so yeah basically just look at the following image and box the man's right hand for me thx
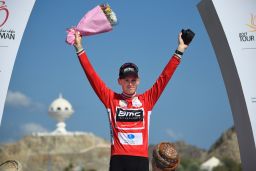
[177,32,188,53]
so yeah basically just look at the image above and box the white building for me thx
[200,156,222,171]
[48,93,74,134]
[33,94,88,136]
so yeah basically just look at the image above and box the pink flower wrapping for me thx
[66,5,113,45]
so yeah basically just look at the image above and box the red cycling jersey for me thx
[77,50,180,158]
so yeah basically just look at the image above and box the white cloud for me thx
[6,91,31,107]
[166,128,183,140]
[21,123,48,135]
[5,90,45,111]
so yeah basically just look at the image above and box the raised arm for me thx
[143,32,189,109]
[74,31,113,107]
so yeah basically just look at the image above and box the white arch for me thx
[198,0,256,170]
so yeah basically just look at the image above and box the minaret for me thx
[48,93,74,135]
[34,93,88,136]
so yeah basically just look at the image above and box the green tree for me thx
[213,165,229,171]
[213,158,242,171]
[64,163,73,171]
[176,164,185,171]
[177,157,200,171]
[187,162,200,171]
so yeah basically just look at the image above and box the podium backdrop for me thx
[0,0,36,124]
[198,0,256,170]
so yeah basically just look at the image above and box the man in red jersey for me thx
[73,31,188,171]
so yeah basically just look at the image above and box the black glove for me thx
[181,29,195,45]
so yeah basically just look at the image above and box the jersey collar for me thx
[121,92,136,99]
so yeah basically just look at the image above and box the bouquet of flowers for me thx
[100,4,117,26]
[66,4,117,45]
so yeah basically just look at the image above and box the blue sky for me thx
[0,0,233,149]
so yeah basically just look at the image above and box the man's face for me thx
[118,76,140,95]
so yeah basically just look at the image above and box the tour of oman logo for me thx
[239,14,256,42]
[0,0,9,28]
[246,14,256,32]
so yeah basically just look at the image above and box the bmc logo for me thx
[0,0,9,28]
[115,108,145,130]
[116,108,143,122]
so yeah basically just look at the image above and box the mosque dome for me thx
[48,94,74,122]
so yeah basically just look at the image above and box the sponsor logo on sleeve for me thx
[132,97,142,107]
[119,100,127,107]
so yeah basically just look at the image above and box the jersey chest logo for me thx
[116,108,143,122]
[115,107,145,130]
